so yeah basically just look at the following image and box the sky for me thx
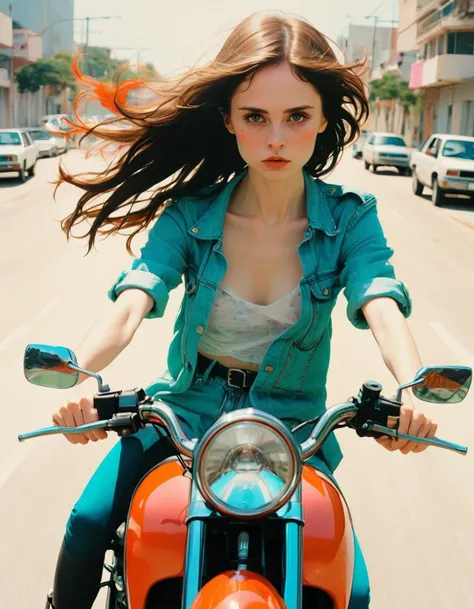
[74,0,399,75]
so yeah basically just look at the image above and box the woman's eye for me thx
[289,113,308,123]
[245,114,264,124]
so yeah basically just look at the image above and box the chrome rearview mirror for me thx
[397,366,472,405]
[24,344,109,392]
[24,344,79,389]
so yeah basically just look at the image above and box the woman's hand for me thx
[52,396,108,445]
[376,393,438,454]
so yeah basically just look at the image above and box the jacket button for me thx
[323,288,329,296]
[191,227,199,234]
[196,325,205,335]
[264,365,273,373]
[328,187,336,194]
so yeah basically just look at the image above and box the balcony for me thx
[409,53,474,87]
[416,0,452,22]
[0,11,13,49]
[417,0,474,42]
[12,30,42,66]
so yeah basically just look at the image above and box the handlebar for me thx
[140,401,197,458]
[300,402,359,459]
[18,399,468,458]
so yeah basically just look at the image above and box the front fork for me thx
[181,481,304,609]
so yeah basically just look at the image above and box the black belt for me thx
[196,353,258,391]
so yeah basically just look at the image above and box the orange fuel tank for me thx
[125,461,353,609]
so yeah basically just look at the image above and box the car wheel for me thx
[364,161,370,170]
[399,167,411,177]
[412,171,424,196]
[50,147,58,158]
[28,162,36,177]
[372,164,378,173]
[432,177,444,207]
[19,164,27,183]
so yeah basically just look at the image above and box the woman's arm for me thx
[75,288,154,384]
[362,297,438,454]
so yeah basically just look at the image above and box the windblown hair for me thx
[59,11,369,253]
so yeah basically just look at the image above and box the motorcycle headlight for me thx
[195,412,301,518]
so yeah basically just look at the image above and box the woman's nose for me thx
[266,125,285,151]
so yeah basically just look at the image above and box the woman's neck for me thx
[229,168,306,226]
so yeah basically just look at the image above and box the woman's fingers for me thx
[52,396,109,445]
[80,396,108,441]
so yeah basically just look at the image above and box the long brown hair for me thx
[60,11,368,253]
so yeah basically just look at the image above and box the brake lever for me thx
[369,423,468,455]
[18,413,140,442]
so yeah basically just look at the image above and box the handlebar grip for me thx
[94,388,146,420]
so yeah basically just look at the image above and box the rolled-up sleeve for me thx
[108,203,188,319]
[340,198,412,330]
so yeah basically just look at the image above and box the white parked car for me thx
[25,128,67,157]
[39,114,74,149]
[0,129,39,182]
[410,134,474,206]
[363,132,412,175]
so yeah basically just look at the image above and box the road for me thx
[0,150,473,608]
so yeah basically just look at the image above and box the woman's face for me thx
[225,61,327,181]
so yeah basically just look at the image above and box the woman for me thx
[48,11,437,609]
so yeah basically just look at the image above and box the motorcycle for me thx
[20,343,472,609]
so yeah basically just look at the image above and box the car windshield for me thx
[29,130,53,141]
[373,135,407,147]
[0,132,21,146]
[442,140,474,160]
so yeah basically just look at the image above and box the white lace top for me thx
[199,285,302,365]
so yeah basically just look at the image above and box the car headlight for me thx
[195,411,301,518]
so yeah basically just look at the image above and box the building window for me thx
[461,101,474,137]
[447,32,474,55]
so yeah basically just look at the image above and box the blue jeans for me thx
[54,373,370,608]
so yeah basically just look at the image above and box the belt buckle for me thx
[227,368,247,389]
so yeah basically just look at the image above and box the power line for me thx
[370,0,387,18]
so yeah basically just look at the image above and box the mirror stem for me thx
[67,363,110,393]
[396,377,425,403]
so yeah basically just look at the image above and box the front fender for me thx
[189,570,286,609]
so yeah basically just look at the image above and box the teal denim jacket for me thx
[108,170,412,472]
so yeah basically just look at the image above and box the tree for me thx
[398,80,418,135]
[83,47,122,79]
[15,52,76,95]
[369,72,418,134]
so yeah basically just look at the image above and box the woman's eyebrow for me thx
[238,105,314,114]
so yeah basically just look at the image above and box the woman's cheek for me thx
[235,127,262,150]
[297,127,319,147]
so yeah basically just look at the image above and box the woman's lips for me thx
[262,159,290,169]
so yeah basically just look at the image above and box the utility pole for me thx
[81,16,120,76]
[84,17,90,74]
[371,15,380,77]
[110,47,152,69]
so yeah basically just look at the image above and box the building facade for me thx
[0,10,12,127]
[401,0,474,140]
[338,23,396,71]
[0,0,74,58]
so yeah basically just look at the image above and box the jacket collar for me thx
[188,169,338,240]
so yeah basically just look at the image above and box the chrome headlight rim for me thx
[194,409,302,519]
